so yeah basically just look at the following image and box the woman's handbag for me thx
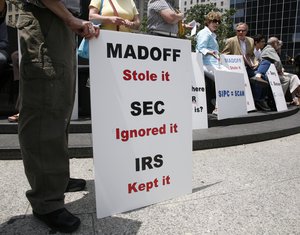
[78,37,90,59]
[177,20,185,38]
[77,38,89,59]
[77,0,104,59]
[175,9,185,38]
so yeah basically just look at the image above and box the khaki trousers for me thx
[17,6,76,214]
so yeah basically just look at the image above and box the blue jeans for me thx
[246,60,271,101]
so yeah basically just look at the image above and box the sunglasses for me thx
[236,30,247,33]
[212,19,221,24]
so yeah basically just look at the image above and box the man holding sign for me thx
[16,0,99,233]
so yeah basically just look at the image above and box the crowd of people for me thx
[1,0,299,233]
[196,17,300,113]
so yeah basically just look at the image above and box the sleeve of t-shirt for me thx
[89,0,101,10]
[149,0,170,13]
[131,0,139,15]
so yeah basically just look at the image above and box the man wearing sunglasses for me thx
[222,22,272,111]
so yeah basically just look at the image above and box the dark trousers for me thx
[17,6,76,214]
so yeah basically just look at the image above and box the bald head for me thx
[267,37,282,51]
[267,37,279,44]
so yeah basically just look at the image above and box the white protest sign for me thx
[214,70,248,120]
[89,31,192,218]
[266,64,287,112]
[191,52,208,129]
[221,55,256,111]
[189,20,197,36]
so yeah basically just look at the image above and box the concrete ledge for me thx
[1,107,298,134]
[193,108,300,150]
[1,107,300,160]
[208,106,299,127]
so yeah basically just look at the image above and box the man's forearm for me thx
[40,0,100,39]
[40,0,74,26]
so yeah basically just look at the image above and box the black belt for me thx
[149,30,178,38]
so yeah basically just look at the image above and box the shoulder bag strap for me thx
[99,0,104,14]
[108,0,120,31]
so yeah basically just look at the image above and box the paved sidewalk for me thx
[0,134,300,234]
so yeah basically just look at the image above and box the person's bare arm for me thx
[124,14,140,30]
[160,8,183,24]
[89,6,125,26]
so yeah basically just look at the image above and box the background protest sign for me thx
[221,55,256,112]
[191,52,208,129]
[89,31,193,218]
[215,70,248,120]
[266,64,287,112]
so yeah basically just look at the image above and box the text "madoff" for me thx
[107,43,181,62]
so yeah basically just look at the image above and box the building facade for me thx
[230,0,300,62]
[6,0,299,62]
[179,0,230,14]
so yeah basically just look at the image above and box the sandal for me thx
[8,113,19,122]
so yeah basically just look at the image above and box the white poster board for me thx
[191,52,208,129]
[215,70,248,120]
[266,64,287,112]
[89,31,192,218]
[221,55,256,111]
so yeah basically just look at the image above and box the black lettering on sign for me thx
[107,43,181,62]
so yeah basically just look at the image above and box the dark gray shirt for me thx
[23,0,80,14]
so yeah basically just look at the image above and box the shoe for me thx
[255,100,271,111]
[65,178,86,192]
[8,113,19,122]
[33,208,80,233]
[287,97,300,106]
[250,76,269,87]
[212,108,218,115]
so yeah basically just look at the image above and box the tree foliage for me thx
[140,15,148,33]
[184,3,237,51]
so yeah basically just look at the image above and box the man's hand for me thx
[41,0,99,39]
[67,17,100,39]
